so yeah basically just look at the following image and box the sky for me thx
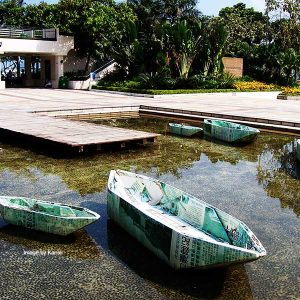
[25,0,266,16]
[198,0,266,16]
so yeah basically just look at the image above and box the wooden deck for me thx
[0,110,159,153]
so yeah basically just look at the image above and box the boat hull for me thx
[0,196,100,235]
[169,123,203,137]
[203,120,259,143]
[107,170,266,269]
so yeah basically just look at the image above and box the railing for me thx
[72,59,116,81]
[0,28,57,41]
[92,59,116,78]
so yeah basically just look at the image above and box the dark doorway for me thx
[45,59,51,86]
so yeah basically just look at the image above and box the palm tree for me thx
[111,20,145,77]
[276,48,300,85]
[203,20,228,77]
[165,20,202,79]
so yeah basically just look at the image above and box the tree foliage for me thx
[1,0,300,86]
[276,48,300,84]
[163,20,202,79]
[57,0,135,71]
[219,3,268,56]
[266,0,300,22]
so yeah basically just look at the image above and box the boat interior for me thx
[1,197,93,218]
[206,120,256,131]
[117,171,265,254]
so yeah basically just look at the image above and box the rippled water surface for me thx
[0,118,299,300]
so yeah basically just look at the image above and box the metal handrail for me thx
[74,59,116,81]
[92,59,115,76]
[0,28,57,41]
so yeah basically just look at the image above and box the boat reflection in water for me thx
[296,160,300,179]
[107,219,253,299]
[0,223,103,260]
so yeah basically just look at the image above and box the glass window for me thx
[31,57,41,79]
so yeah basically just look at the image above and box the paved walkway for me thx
[0,88,300,135]
[0,89,298,121]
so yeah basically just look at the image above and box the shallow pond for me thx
[0,118,299,300]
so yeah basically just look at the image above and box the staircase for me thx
[68,59,117,90]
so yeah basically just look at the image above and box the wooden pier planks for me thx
[0,110,159,152]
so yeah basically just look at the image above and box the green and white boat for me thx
[169,123,203,137]
[204,119,260,143]
[0,196,100,235]
[107,170,266,269]
[297,139,300,161]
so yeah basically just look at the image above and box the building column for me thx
[24,55,32,87]
[40,56,45,86]
[52,55,64,88]
[0,53,5,89]
[17,56,21,78]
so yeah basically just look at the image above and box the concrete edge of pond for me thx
[139,105,300,135]
[277,94,300,101]
[91,89,282,100]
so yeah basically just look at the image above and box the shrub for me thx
[217,72,237,89]
[188,74,206,88]
[122,81,141,88]
[281,87,300,95]
[138,73,174,89]
[174,74,206,89]
[101,66,128,82]
[203,78,220,89]
[239,75,254,82]
[178,73,237,89]
[98,79,142,89]
[234,81,277,91]
[137,67,175,89]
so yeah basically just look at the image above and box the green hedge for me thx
[92,85,242,95]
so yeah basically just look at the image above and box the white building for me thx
[0,28,74,89]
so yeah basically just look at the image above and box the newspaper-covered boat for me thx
[0,196,100,235]
[107,170,266,269]
[204,119,259,143]
[297,139,300,161]
[169,123,203,137]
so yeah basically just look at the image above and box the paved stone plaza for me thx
[0,89,292,115]
[0,88,299,129]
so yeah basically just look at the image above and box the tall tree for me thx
[266,0,300,22]
[163,19,202,79]
[111,20,144,76]
[266,0,300,52]
[219,3,268,56]
[203,19,228,76]
[0,0,24,26]
[162,0,200,22]
[128,0,200,23]
[126,0,200,73]
[58,0,135,72]
[276,48,300,84]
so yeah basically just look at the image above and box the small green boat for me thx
[169,123,203,137]
[107,170,266,269]
[0,196,100,235]
[204,119,259,143]
[297,139,300,161]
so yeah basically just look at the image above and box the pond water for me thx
[0,118,299,300]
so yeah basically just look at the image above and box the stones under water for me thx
[0,118,299,300]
